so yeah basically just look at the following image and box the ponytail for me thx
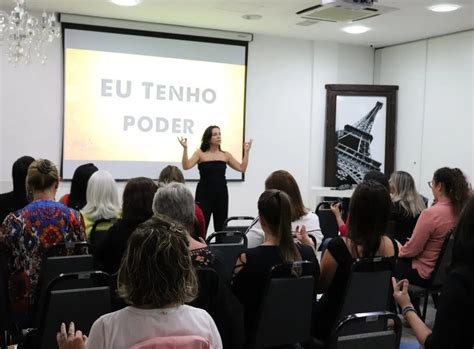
[433,167,470,217]
[258,189,301,262]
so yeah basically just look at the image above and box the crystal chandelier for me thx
[0,0,61,65]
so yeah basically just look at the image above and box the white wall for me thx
[375,30,474,198]
[0,30,373,227]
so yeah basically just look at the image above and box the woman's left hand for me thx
[57,322,87,349]
[295,225,315,248]
[243,139,253,152]
[392,277,412,309]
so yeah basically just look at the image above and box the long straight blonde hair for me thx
[390,171,426,217]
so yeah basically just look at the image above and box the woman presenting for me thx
[178,125,252,232]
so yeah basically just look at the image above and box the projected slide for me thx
[62,27,247,180]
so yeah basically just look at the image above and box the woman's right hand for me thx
[330,202,341,217]
[178,136,188,148]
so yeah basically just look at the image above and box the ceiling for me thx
[0,0,473,47]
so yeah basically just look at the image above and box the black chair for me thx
[0,253,9,349]
[223,216,255,236]
[38,271,112,349]
[329,311,401,349]
[206,232,248,283]
[336,257,395,336]
[90,218,116,249]
[45,241,92,258]
[250,261,316,349]
[408,232,454,321]
[34,254,94,326]
[315,202,339,240]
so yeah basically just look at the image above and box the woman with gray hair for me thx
[153,182,215,268]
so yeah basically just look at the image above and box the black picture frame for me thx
[324,84,398,187]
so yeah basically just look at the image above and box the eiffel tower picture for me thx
[335,101,384,186]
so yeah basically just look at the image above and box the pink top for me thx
[398,197,455,279]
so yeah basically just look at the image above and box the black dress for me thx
[195,160,228,232]
[231,244,319,339]
[391,201,420,244]
[314,236,398,340]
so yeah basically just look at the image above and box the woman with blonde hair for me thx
[246,170,323,248]
[1,159,85,325]
[81,170,120,238]
[389,171,426,243]
[57,215,222,349]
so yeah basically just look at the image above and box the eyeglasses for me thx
[428,181,432,188]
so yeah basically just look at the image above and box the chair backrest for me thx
[223,216,255,235]
[208,244,247,284]
[45,241,92,258]
[34,254,94,325]
[252,261,315,349]
[329,311,401,349]
[130,335,210,349]
[90,218,116,248]
[39,271,112,349]
[431,232,454,287]
[206,231,248,246]
[315,202,339,239]
[338,257,395,324]
[0,255,8,349]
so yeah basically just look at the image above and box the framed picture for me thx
[324,84,398,187]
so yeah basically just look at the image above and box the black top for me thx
[424,265,474,349]
[93,219,142,274]
[390,201,420,244]
[0,191,28,225]
[315,236,398,339]
[198,160,227,184]
[190,246,216,268]
[231,244,319,336]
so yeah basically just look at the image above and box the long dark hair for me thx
[347,180,391,258]
[11,155,35,202]
[122,177,158,223]
[265,170,308,220]
[200,125,221,152]
[433,167,469,217]
[258,189,301,262]
[451,195,474,269]
[68,163,98,210]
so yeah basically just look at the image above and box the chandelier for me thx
[0,0,61,65]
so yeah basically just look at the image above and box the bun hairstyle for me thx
[26,159,59,192]
[433,167,470,216]
[258,189,301,263]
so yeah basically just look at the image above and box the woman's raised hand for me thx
[243,139,253,152]
[178,136,188,148]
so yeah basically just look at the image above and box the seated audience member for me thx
[330,170,390,237]
[94,177,158,274]
[0,155,35,224]
[393,194,474,349]
[158,165,206,240]
[80,170,120,238]
[153,182,216,269]
[152,182,244,349]
[246,170,323,248]
[232,189,319,341]
[314,180,397,340]
[0,159,85,325]
[57,215,222,349]
[389,171,426,244]
[59,163,98,211]
[395,167,470,288]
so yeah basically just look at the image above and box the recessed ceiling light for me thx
[342,25,370,34]
[429,4,461,12]
[242,14,262,20]
[111,0,140,6]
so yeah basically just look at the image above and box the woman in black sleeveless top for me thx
[179,125,252,232]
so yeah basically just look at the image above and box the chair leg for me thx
[421,293,429,322]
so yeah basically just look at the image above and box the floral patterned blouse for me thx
[0,200,86,314]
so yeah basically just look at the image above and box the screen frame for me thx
[60,21,249,182]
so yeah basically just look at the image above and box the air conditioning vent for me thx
[296,1,397,23]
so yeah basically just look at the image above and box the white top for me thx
[86,305,222,349]
[246,211,323,248]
